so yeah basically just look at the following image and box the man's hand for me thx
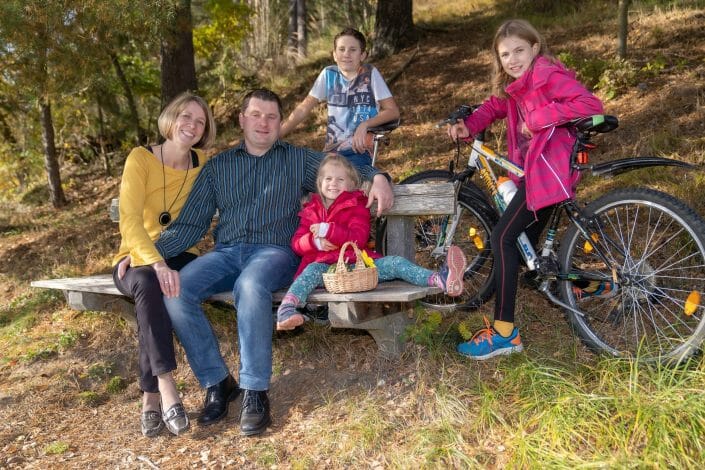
[117,255,132,279]
[152,260,180,298]
[366,174,394,217]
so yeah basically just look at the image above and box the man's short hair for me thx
[241,88,283,119]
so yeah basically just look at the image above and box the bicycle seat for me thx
[367,119,401,134]
[572,115,619,134]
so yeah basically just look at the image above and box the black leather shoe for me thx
[239,389,271,436]
[197,375,241,426]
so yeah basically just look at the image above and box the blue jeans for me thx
[164,243,298,391]
[337,148,373,170]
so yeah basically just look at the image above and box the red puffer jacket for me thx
[291,190,380,277]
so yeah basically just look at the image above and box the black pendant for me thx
[158,211,172,226]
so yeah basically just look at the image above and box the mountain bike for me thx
[380,105,705,364]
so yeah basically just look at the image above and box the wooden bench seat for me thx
[32,183,456,358]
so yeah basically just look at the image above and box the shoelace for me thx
[471,316,495,346]
[243,392,265,413]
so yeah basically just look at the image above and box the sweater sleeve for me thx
[525,71,604,131]
[463,95,509,138]
[291,209,318,257]
[118,149,163,265]
[155,162,217,259]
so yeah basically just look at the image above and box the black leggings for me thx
[112,252,196,393]
[490,182,552,324]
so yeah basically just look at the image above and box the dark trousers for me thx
[112,252,196,393]
[490,182,552,324]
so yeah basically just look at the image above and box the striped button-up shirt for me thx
[155,140,378,259]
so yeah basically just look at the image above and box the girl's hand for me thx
[310,223,321,238]
[448,122,470,141]
[152,260,180,298]
[320,239,338,251]
[352,122,370,153]
[521,122,533,138]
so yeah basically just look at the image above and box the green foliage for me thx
[558,52,640,99]
[87,361,114,380]
[404,309,446,348]
[106,376,127,394]
[77,390,102,407]
[44,441,70,455]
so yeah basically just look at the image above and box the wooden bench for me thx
[32,183,456,358]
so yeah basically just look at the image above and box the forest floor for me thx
[1,1,705,469]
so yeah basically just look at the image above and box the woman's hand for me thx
[152,260,180,297]
[117,255,132,279]
[448,121,470,141]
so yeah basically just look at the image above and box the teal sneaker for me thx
[457,317,524,360]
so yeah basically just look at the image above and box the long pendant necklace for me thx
[158,145,190,227]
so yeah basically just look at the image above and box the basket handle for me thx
[334,241,366,273]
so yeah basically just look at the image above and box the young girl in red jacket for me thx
[449,19,605,360]
[276,154,467,331]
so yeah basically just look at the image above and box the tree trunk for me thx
[160,0,197,108]
[40,99,67,208]
[96,98,111,177]
[371,0,416,59]
[296,0,306,59]
[618,0,630,59]
[111,52,147,145]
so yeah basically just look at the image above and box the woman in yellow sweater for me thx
[112,92,215,437]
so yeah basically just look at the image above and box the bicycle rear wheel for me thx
[379,170,497,311]
[558,187,705,365]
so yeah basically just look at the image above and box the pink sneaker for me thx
[440,245,467,297]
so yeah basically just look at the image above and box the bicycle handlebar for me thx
[435,104,477,128]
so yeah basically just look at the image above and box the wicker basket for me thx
[322,241,378,293]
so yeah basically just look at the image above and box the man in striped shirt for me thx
[154,88,393,436]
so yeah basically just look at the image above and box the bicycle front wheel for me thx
[397,170,497,311]
[558,187,705,365]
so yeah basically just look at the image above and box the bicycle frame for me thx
[435,113,697,317]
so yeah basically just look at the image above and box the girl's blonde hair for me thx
[158,92,216,149]
[316,153,361,195]
[490,19,555,98]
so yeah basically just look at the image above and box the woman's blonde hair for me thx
[157,92,216,149]
[490,19,555,98]
[316,153,361,195]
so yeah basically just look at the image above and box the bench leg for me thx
[66,291,137,328]
[327,301,414,359]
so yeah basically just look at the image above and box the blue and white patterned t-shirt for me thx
[309,63,393,152]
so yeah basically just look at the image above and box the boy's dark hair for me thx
[241,88,283,119]
[334,28,367,52]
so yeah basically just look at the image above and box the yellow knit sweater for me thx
[112,146,208,267]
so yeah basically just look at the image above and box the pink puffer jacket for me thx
[463,56,604,210]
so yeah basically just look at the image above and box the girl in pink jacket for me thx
[276,154,467,330]
[450,19,604,360]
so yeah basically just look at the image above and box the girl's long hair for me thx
[491,19,555,98]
